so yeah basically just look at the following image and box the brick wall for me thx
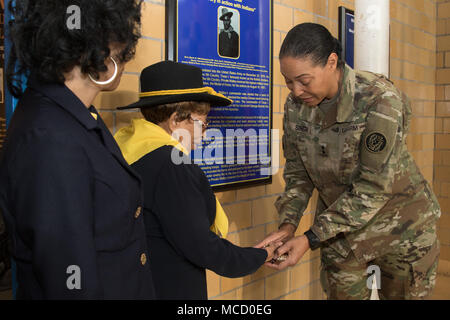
[93,0,445,299]
[436,0,450,269]
[391,0,436,184]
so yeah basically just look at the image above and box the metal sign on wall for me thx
[167,0,274,190]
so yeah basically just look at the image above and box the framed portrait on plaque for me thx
[166,0,274,190]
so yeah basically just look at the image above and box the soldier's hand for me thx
[254,223,296,249]
[278,223,296,242]
[264,235,310,270]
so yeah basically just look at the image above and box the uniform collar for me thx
[320,64,355,128]
[295,64,356,127]
[336,64,356,123]
[27,75,99,130]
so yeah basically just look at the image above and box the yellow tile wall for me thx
[436,0,450,267]
[93,0,446,299]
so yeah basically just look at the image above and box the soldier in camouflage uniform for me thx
[259,23,441,300]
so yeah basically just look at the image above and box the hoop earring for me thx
[88,57,118,86]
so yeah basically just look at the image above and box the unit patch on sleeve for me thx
[365,132,387,153]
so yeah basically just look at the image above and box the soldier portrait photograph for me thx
[218,7,240,59]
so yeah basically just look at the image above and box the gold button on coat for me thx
[140,253,147,266]
[135,206,142,219]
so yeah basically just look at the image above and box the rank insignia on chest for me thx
[365,132,387,153]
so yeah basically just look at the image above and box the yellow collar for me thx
[114,119,188,165]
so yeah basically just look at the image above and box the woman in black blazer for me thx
[0,0,155,299]
[115,61,280,300]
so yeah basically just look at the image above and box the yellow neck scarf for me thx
[114,119,228,238]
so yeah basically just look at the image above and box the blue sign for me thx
[345,12,354,68]
[172,0,273,188]
[339,7,354,69]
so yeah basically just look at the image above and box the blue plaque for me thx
[167,0,273,190]
[339,6,354,68]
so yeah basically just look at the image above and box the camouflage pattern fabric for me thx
[320,240,439,300]
[275,64,441,299]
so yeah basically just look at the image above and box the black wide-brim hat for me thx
[220,12,233,21]
[117,61,232,110]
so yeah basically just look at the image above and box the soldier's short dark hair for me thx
[280,23,344,68]
[140,101,210,125]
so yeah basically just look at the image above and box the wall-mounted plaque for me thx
[167,0,274,190]
[339,6,354,68]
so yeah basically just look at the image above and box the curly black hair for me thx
[6,0,143,97]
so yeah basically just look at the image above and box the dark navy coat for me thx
[0,77,155,299]
[133,146,267,300]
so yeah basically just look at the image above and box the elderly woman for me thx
[115,61,279,300]
[0,0,154,299]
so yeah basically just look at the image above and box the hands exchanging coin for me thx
[255,232,311,270]
[260,241,284,263]
[270,253,288,264]
[263,243,288,264]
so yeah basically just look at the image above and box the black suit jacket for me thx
[0,77,155,299]
[219,30,239,58]
[133,146,267,300]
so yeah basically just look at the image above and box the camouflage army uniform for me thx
[275,64,441,300]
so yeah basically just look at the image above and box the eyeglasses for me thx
[189,116,209,131]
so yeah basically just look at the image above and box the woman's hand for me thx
[256,241,284,262]
[264,235,310,270]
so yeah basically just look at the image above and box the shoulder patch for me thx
[365,132,387,153]
[360,111,398,172]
